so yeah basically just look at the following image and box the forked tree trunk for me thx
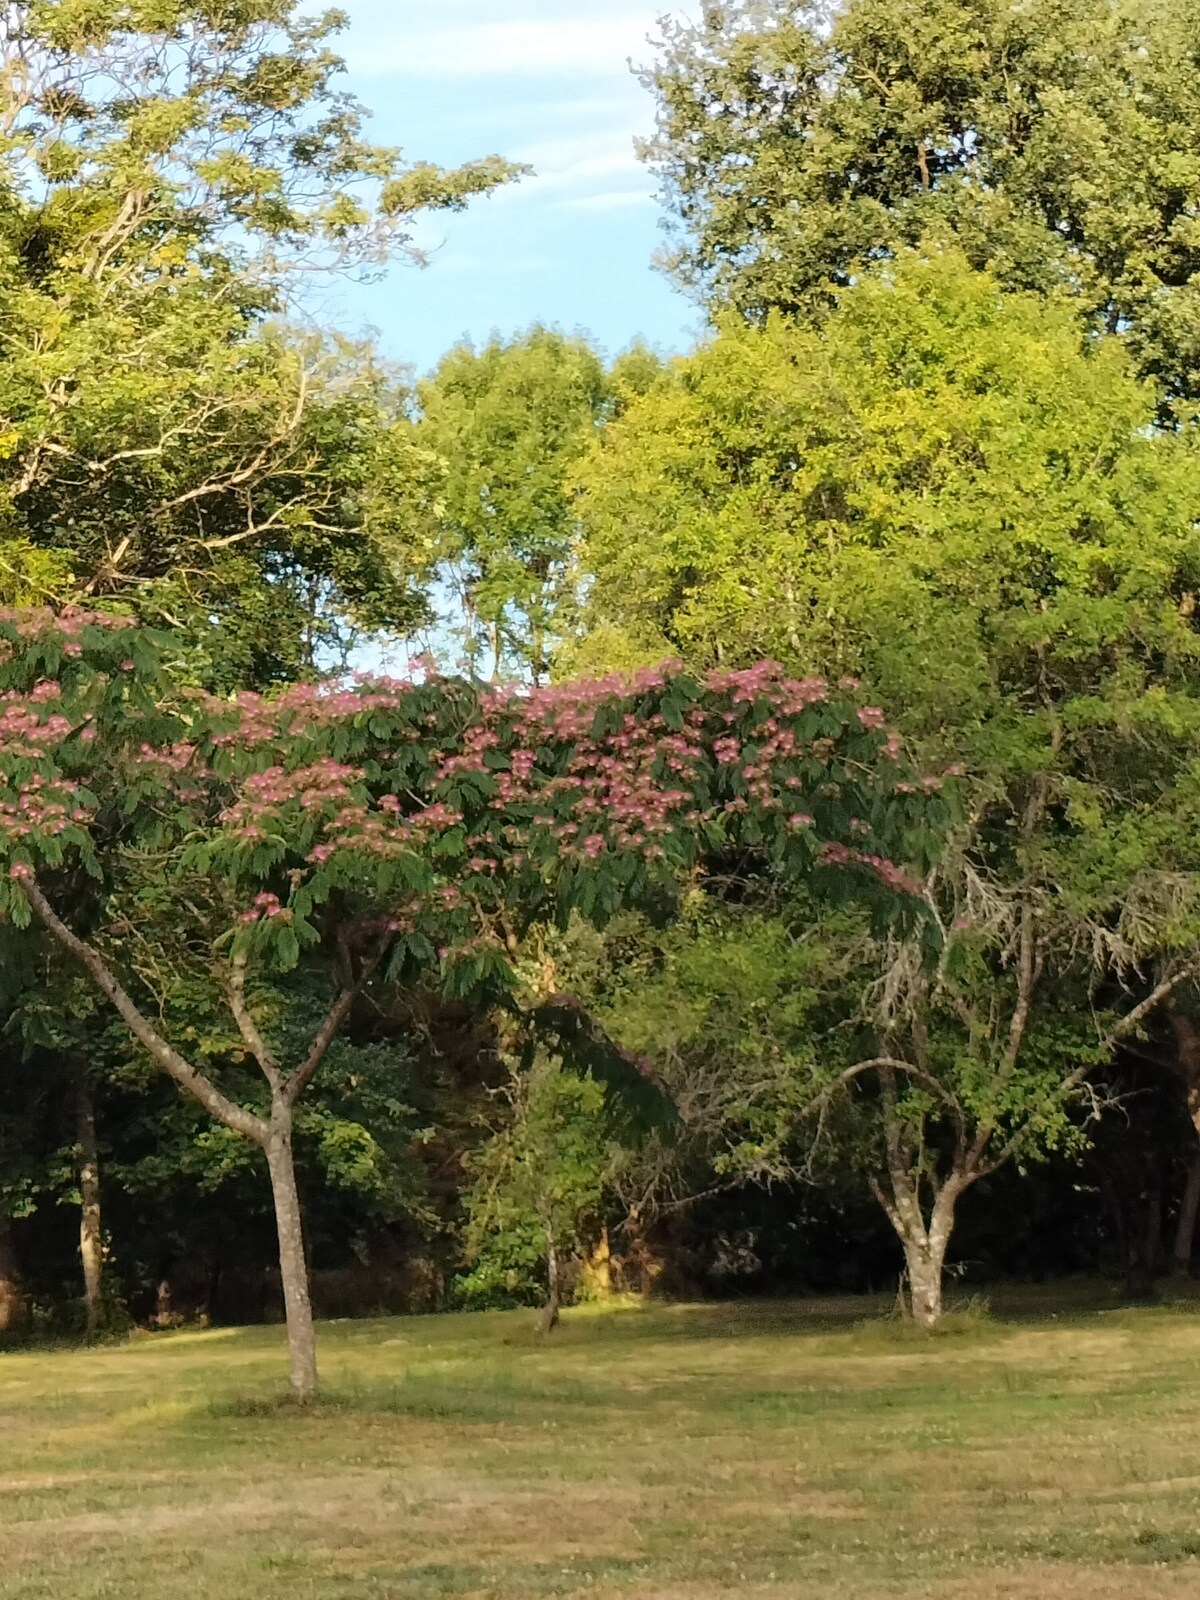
[265,1107,318,1400]
[0,1217,26,1336]
[1174,1150,1200,1275]
[875,1175,962,1331]
[76,1071,104,1335]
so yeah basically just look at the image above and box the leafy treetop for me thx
[0,609,943,1002]
[0,1,520,674]
[643,0,1200,402]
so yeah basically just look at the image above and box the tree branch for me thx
[22,877,268,1146]
[225,951,283,1092]
[281,934,391,1107]
[1102,965,1198,1051]
[829,1056,966,1116]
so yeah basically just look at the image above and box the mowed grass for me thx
[3,1291,1200,1598]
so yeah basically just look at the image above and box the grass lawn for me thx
[3,1290,1200,1598]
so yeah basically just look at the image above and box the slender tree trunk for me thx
[0,1217,26,1336]
[21,880,381,1402]
[265,1106,318,1400]
[1174,1151,1200,1276]
[76,1071,104,1335]
[1125,1178,1163,1300]
[206,1251,223,1325]
[538,1224,560,1336]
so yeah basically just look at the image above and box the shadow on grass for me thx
[208,1367,620,1424]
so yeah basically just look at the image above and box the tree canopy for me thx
[643,0,1200,401]
[0,0,519,677]
[0,607,939,1384]
[8,0,1200,1358]
[570,245,1200,1321]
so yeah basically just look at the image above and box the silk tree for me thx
[0,609,939,1395]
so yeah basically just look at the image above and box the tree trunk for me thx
[0,1217,26,1336]
[901,1232,949,1329]
[0,1219,24,1335]
[538,1227,560,1336]
[76,1071,104,1336]
[877,1180,960,1331]
[205,1251,223,1325]
[580,1225,614,1299]
[1169,1012,1200,1135]
[265,1109,318,1400]
[1125,1178,1163,1300]
[1174,1150,1200,1276]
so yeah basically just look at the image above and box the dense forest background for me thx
[5,0,1200,1348]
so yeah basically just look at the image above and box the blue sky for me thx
[320,0,702,376]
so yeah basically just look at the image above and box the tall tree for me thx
[643,0,1200,402]
[573,250,1200,1319]
[0,0,518,674]
[0,610,932,1393]
[405,330,657,681]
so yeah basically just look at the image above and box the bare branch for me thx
[22,877,268,1146]
[282,932,391,1107]
[1103,965,1198,1050]
[827,1056,966,1116]
[225,951,283,1092]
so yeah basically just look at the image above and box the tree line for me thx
[4,0,1200,1383]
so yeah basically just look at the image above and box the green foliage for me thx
[457,1057,614,1306]
[521,993,678,1139]
[582,891,863,1183]
[403,329,642,679]
[576,250,1196,751]
[574,246,1200,956]
[0,1,519,679]
[573,248,1200,1301]
[644,0,1200,401]
[0,610,933,1333]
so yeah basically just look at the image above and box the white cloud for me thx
[327,2,700,374]
[342,2,683,81]
[511,135,643,189]
[555,188,655,214]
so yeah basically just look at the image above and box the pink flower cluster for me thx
[202,660,919,921]
[0,775,89,840]
[241,891,286,924]
[819,841,922,895]
[0,630,928,950]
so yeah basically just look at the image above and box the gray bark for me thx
[873,1157,961,1330]
[903,1243,946,1330]
[538,1224,561,1336]
[265,1109,318,1400]
[895,1197,955,1330]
